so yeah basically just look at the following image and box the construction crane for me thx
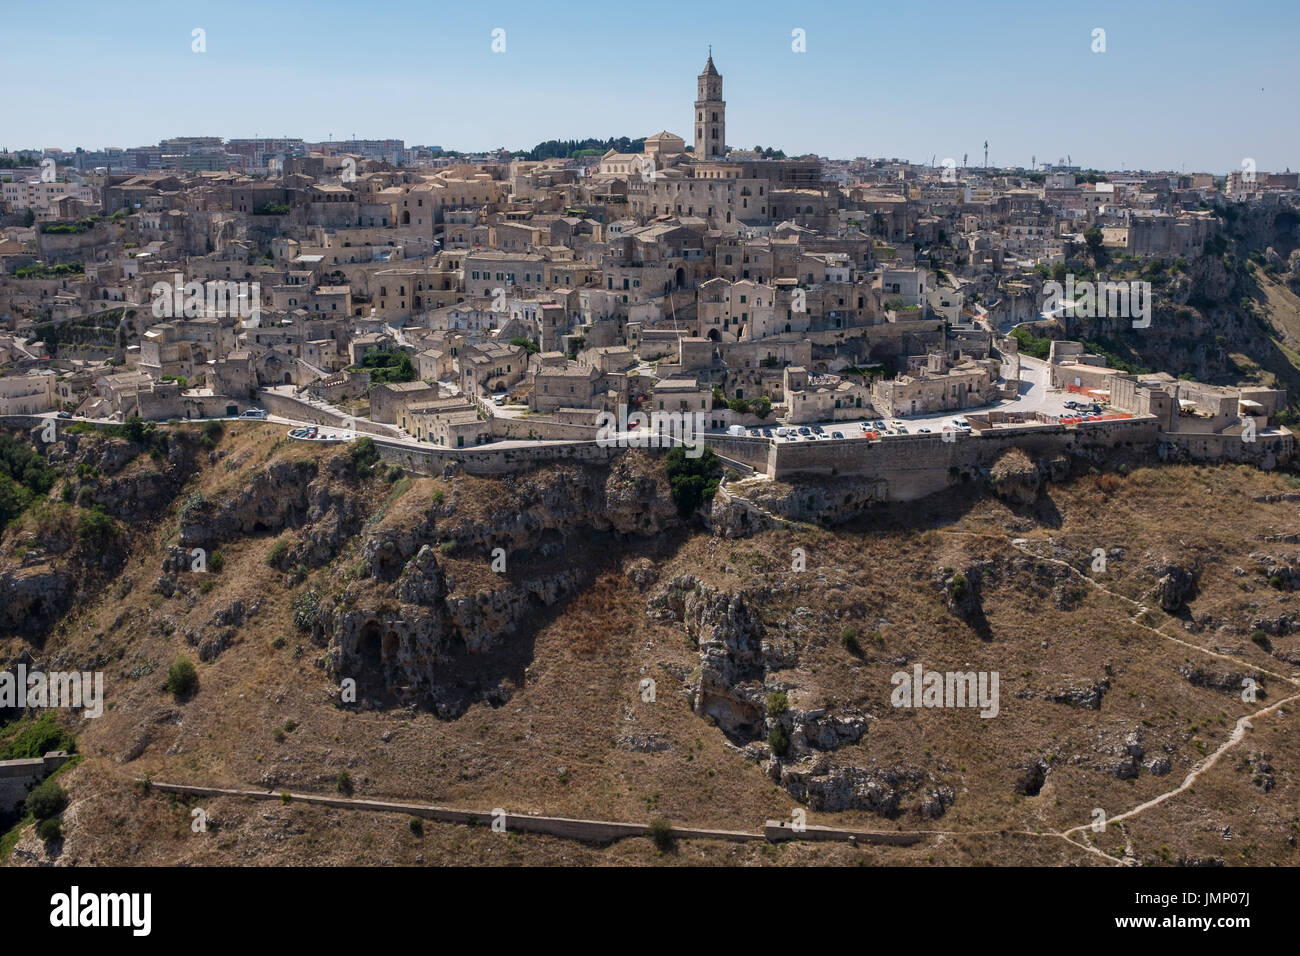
[983,140,988,168]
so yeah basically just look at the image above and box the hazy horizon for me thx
[3,0,1296,175]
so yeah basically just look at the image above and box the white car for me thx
[950,417,971,430]
[239,408,267,419]
[775,427,790,437]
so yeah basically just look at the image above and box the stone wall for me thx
[701,434,771,472]
[376,438,625,477]
[258,392,402,439]
[768,417,1164,500]
[0,751,69,816]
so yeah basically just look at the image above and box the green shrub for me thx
[648,818,674,852]
[665,447,721,518]
[349,437,380,476]
[409,817,424,836]
[25,779,68,820]
[36,816,63,843]
[207,551,224,573]
[0,712,77,760]
[336,770,353,795]
[266,538,290,568]
[840,627,860,653]
[165,656,198,699]
[292,591,321,632]
[766,690,789,717]
[767,725,790,757]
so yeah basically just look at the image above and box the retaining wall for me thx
[374,438,626,477]
[144,781,926,847]
[258,392,401,439]
[0,751,70,816]
[769,416,1163,500]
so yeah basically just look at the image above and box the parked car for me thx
[918,427,932,434]
[797,426,812,435]
[810,425,824,434]
[951,417,971,430]
[775,427,789,437]
[56,411,72,420]
[239,408,268,419]
[831,431,844,439]
[895,425,909,434]
[762,428,773,437]
[493,395,506,406]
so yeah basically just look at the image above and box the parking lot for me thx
[735,356,1108,443]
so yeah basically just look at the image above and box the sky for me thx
[3,0,1297,173]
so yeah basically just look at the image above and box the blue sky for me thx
[3,0,1296,172]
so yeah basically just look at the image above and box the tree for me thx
[664,447,721,518]
[25,779,68,820]
[1083,227,1105,260]
[166,656,198,699]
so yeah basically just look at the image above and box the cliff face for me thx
[0,425,199,640]
[4,422,1300,868]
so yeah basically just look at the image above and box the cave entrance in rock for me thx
[360,621,382,667]
[382,630,399,661]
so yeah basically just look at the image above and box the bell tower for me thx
[694,49,725,160]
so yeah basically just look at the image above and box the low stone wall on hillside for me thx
[376,438,626,477]
[0,752,70,816]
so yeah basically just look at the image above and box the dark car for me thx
[797,426,811,435]
[831,431,844,439]
[56,411,72,420]
[810,425,824,434]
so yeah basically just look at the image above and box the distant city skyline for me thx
[2,0,1297,174]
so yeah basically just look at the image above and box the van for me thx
[240,408,268,420]
[727,424,746,436]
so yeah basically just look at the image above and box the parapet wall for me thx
[258,392,401,439]
[769,417,1163,500]
[701,434,772,472]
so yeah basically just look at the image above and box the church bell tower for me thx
[694,50,725,160]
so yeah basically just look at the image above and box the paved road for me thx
[38,353,1090,453]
